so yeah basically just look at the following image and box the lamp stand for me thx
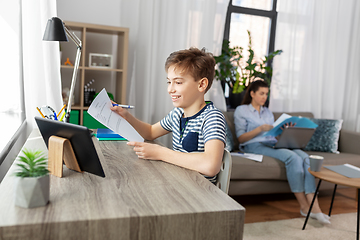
[64,46,81,123]
[63,26,82,123]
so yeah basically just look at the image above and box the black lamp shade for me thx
[43,17,68,42]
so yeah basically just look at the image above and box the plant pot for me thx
[15,175,50,208]
[228,90,246,110]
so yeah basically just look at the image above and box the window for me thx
[0,0,25,166]
[224,0,278,54]
[222,0,278,95]
[232,0,273,11]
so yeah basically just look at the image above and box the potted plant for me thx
[14,149,50,208]
[214,30,282,109]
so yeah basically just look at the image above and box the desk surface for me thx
[0,129,245,240]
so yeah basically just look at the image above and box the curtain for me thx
[22,0,63,133]
[119,0,229,146]
[270,0,360,131]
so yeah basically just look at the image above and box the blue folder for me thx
[96,128,124,139]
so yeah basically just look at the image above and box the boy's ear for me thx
[198,78,208,92]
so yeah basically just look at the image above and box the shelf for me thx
[61,65,123,72]
[70,105,82,110]
[60,21,129,127]
[61,65,76,69]
[83,67,124,72]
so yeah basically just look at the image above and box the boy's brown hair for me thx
[165,47,216,93]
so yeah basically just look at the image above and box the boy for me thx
[111,47,226,183]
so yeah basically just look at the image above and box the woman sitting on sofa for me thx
[234,80,330,224]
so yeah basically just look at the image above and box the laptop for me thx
[274,127,315,149]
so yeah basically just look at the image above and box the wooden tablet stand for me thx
[48,136,82,177]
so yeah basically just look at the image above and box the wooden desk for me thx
[0,129,245,240]
[303,167,360,240]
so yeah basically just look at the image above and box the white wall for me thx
[56,0,121,27]
[57,0,137,109]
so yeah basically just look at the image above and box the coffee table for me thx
[302,166,360,240]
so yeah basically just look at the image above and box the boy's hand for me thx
[110,101,130,120]
[127,141,163,160]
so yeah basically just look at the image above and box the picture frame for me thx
[89,53,113,68]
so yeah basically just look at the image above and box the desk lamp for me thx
[43,17,82,123]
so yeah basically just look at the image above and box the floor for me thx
[232,187,358,223]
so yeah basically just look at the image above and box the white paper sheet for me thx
[272,113,292,127]
[88,88,144,142]
[230,152,263,162]
[344,164,360,172]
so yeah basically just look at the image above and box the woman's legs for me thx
[294,192,321,213]
[292,150,316,194]
[292,150,329,219]
[244,143,330,223]
[244,143,307,193]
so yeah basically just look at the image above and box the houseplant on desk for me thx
[214,30,282,109]
[14,149,50,208]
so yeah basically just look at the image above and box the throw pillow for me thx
[225,122,234,152]
[304,118,343,153]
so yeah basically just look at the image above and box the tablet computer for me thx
[274,127,315,149]
[35,116,105,177]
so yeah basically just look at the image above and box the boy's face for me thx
[166,65,204,109]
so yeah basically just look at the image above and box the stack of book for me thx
[96,128,126,141]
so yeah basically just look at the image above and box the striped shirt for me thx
[160,102,226,183]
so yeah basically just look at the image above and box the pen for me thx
[112,104,135,109]
[59,111,66,121]
[36,107,46,118]
[57,104,66,118]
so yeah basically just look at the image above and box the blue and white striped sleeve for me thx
[160,110,174,132]
[202,109,226,144]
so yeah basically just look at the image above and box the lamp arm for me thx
[61,25,83,123]
[64,26,82,49]
[64,46,81,123]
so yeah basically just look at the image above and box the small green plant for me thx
[14,149,49,178]
[214,30,283,94]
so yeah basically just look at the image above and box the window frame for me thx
[222,0,278,68]
[0,0,27,180]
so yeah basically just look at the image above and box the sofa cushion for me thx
[222,111,240,150]
[225,121,234,152]
[304,118,343,153]
[231,151,360,181]
[231,155,287,180]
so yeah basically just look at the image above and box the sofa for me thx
[222,111,360,196]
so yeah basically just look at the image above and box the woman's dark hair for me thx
[241,80,269,105]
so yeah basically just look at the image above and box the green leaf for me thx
[13,149,49,178]
[214,30,282,93]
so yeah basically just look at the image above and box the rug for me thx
[243,212,357,240]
